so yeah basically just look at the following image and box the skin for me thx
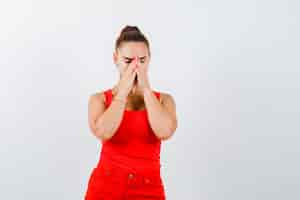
[112,41,151,97]
[88,41,178,141]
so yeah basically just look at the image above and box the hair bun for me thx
[115,25,150,55]
[120,25,141,35]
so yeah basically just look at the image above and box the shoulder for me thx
[89,90,106,105]
[158,91,176,106]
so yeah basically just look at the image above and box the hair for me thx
[115,25,151,56]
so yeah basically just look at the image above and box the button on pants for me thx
[84,159,166,200]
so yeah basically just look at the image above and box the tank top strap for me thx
[153,90,161,101]
[103,89,113,108]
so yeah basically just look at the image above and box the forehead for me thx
[118,42,149,58]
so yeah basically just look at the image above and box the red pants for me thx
[84,158,166,200]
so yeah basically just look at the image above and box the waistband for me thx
[93,158,163,187]
[98,150,161,173]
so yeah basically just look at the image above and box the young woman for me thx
[84,25,178,200]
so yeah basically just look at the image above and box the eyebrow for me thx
[123,56,146,60]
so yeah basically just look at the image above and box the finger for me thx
[125,61,136,78]
[130,67,138,81]
[132,67,138,77]
[135,67,139,78]
[125,60,135,75]
[125,56,138,79]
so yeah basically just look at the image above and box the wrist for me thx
[143,87,152,95]
[113,95,127,103]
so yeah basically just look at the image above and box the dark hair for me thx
[115,25,150,56]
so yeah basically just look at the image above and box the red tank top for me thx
[97,88,162,171]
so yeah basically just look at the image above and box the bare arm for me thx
[88,92,126,142]
[143,88,178,141]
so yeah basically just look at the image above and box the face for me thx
[113,41,150,77]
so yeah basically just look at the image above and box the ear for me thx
[113,51,118,65]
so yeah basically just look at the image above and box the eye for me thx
[125,59,145,64]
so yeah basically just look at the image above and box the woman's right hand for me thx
[114,56,138,100]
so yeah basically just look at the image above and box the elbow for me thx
[159,134,172,141]
[159,131,174,141]
[93,126,112,142]
[92,118,113,142]
[158,121,177,141]
[158,126,176,141]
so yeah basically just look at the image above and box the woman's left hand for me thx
[135,56,152,92]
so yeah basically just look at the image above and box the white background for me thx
[1,0,299,199]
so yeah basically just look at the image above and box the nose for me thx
[133,56,139,67]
